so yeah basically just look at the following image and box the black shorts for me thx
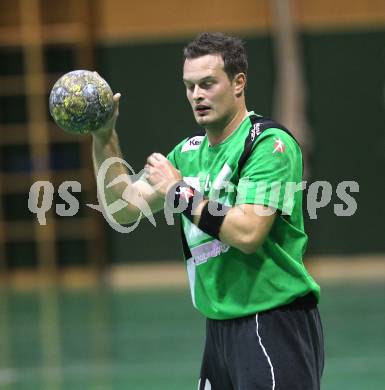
[199,294,324,390]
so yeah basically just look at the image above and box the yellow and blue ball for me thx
[49,70,114,134]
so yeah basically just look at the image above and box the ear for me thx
[233,73,246,97]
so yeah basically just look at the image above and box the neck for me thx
[206,106,249,146]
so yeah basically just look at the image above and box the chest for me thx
[178,142,245,202]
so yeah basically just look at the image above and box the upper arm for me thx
[219,203,276,254]
[219,131,302,253]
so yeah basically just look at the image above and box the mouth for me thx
[195,104,211,116]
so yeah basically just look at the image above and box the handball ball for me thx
[49,70,114,134]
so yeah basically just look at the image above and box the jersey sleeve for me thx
[166,137,188,169]
[235,129,303,214]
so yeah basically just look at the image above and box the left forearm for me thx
[167,182,276,254]
[192,200,275,254]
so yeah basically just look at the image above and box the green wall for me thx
[97,30,385,262]
[302,30,385,253]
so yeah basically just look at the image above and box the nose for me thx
[192,85,203,101]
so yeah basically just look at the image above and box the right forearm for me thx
[92,128,125,180]
[90,93,164,224]
[92,129,140,223]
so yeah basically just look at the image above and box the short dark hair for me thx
[183,32,248,80]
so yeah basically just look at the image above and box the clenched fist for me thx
[145,153,181,197]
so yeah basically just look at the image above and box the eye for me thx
[185,83,194,92]
[201,81,213,89]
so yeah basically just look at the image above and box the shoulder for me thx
[254,127,301,157]
[240,127,302,176]
[171,130,205,153]
[246,114,300,153]
[239,126,303,182]
[180,133,205,152]
[167,131,206,167]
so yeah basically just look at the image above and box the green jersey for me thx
[167,112,320,320]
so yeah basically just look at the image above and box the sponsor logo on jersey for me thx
[273,137,285,153]
[181,135,204,152]
[190,240,230,265]
[250,123,262,142]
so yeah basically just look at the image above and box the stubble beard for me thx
[194,109,224,132]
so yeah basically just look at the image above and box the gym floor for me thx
[0,279,384,389]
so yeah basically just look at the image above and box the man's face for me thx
[183,54,240,130]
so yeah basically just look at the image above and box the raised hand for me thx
[93,93,121,140]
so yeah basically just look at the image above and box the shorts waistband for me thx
[207,293,318,323]
[267,293,318,313]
